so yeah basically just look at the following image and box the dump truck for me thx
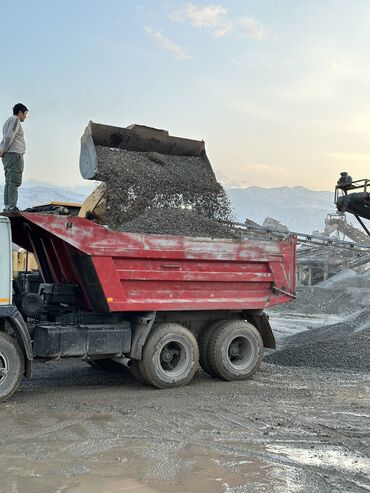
[0,123,297,402]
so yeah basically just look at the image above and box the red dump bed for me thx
[9,213,296,313]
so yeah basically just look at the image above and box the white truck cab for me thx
[0,215,33,402]
[0,216,12,307]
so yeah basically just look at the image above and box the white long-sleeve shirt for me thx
[0,116,26,154]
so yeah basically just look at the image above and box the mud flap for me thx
[246,312,276,349]
[129,312,156,360]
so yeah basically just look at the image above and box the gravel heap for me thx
[285,308,370,346]
[316,268,357,288]
[266,327,370,371]
[122,207,240,238]
[271,286,370,315]
[267,286,370,371]
[95,146,236,237]
[317,268,370,289]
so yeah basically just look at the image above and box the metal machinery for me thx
[335,172,370,235]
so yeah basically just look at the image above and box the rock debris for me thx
[267,286,370,371]
[95,146,236,238]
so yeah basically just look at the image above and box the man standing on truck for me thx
[0,103,29,212]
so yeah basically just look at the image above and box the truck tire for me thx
[198,320,227,377]
[130,362,149,385]
[138,323,199,389]
[207,320,264,381]
[0,332,24,403]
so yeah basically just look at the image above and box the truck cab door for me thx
[0,216,12,306]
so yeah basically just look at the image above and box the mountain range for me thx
[0,181,338,234]
[228,186,337,233]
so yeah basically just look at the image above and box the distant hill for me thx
[0,181,95,211]
[0,181,337,234]
[228,186,337,233]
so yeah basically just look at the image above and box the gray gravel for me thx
[266,327,370,370]
[95,146,235,236]
[267,286,370,371]
[271,286,370,315]
[284,308,370,346]
[121,207,241,238]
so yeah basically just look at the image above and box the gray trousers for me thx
[2,152,24,208]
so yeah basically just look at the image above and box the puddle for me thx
[267,444,370,475]
[67,477,158,492]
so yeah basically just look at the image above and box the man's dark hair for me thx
[13,103,28,115]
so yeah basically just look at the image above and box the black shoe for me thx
[2,208,10,212]
[7,206,20,212]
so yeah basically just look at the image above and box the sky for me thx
[1,0,370,191]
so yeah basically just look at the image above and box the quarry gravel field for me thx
[1,291,370,493]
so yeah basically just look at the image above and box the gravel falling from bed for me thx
[95,146,238,238]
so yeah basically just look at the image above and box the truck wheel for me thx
[130,362,149,385]
[138,323,199,389]
[0,332,24,403]
[207,320,264,381]
[198,320,227,377]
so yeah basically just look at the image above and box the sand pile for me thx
[95,146,236,238]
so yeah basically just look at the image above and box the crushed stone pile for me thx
[284,309,370,347]
[266,327,370,371]
[267,286,370,371]
[316,268,357,288]
[271,286,370,315]
[95,146,236,238]
[317,268,370,289]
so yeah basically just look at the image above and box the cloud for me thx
[214,23,233,38]
[172,3,227,28]
[171,4,269,41]
[240,16,269,40]
[171,3,232,38]
[144,27,190,59]
[325,152,370,162]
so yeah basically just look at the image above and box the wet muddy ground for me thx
[1,334,369,493]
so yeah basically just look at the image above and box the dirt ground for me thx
[1,309,369,493]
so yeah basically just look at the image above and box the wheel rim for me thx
[226,336,255,370]
[0,349,9,384]
[156,338,191,379]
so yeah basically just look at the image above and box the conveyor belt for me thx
[232,222,370,253]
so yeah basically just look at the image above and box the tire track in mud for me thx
[0,361,369,493]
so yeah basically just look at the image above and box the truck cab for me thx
[0,217,33,402]
[0,217,12,307]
